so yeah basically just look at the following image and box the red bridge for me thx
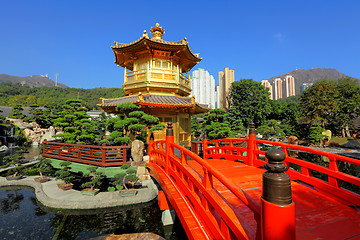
[42,123,360,239]
[148,123,360,240]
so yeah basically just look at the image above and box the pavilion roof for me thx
[111,24,201,73]
[98,94,209,114]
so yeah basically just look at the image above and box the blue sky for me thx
[1,0,359,89]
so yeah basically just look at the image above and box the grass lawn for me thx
[329,136,360,146]
[47,158,137,178]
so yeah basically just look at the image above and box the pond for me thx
[0,187,187,240]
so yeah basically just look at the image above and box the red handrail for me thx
[202,138,360,206]
[150,139,254,240]
[42,140,130,167]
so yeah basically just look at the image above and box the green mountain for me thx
[267,68,359,94]
[0,74,68,88]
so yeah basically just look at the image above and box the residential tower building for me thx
[261,80,273,100]
[191,68,216,109]
[285,75,295,97]
[274,78,283,100]
[219,67,235,109]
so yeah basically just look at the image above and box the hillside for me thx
[0,82,124,108]
[267,68,359,94]
[0,74,68,88]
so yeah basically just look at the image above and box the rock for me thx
[322,130,332,142]
[23,128,32,138]
[131,140,145,162]
[341,140,360,150]
[29,122,40,129]
[89,233,166,240]
[40,126,56,143]
[288,136,298,145]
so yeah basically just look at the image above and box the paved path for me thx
[0,175,158,210]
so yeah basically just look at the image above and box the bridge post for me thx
[247,123,256,166]
[148,132,154,163]
[203,132,208,160]
[166,122,174,172]
[42,139,47,156]
[101,143,106,168]
[261,148,295,240]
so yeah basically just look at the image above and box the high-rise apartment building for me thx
[191,68,216,109]
[215,85,220,108]
[219,67,235,109]
[285,75,295,97]
[274,78,283,100]
[261,80,273,100]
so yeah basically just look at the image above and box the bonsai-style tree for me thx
[112,164,139,191]
[53,99,103,145]
[5,153,26,177]
[34,157,53,178]
[202,108,234,140]
[308,122,325,145]
[102,102,164,146]
[8,104,26,119]
[25,105,54,129]
[81,166,103,191]
[55,161,75,184]
[0,109,8,128]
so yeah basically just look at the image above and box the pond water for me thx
[0,145,41,165]
[0,187,187,240]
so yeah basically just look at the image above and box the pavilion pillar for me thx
[165,122,174,173]
[261,148,295,240]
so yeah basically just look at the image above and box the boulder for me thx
[40,126,56,143]
[23,128,32,138]
[322,130,332,142]
[89,233,165,240]
[288,136,298,145]
[131,140,145,162]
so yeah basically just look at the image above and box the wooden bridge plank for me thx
[297,214,360,240]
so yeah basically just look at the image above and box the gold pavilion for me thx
[98,23,208,147]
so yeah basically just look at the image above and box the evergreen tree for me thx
[228,79,271,127]
[8,104,26,119]
[102,102,164,145]
[53,99,102,144]
[334,78,360,137]
[202,108,233,140]
[300,79,339,127]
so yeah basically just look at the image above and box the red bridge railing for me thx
[42,140,130,167]
[149,134,257,239]
[202,133,360,207]
[150,123,360,239]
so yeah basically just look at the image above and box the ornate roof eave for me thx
[112,37,201,71]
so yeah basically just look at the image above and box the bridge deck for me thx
[188,159,360,240]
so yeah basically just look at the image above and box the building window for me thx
[162,62,169,69]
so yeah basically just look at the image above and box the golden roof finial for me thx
[143,30,149,39]
[150,23,165,40]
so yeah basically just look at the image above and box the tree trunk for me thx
[345,125,351,138]
[342,128,346,138]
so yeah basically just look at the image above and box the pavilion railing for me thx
[42,140,130,167]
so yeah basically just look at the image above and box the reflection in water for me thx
[0,188,187,240]
[0,145,40,165]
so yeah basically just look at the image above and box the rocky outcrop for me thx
[22,122,60,145]
[131,140,145,162]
